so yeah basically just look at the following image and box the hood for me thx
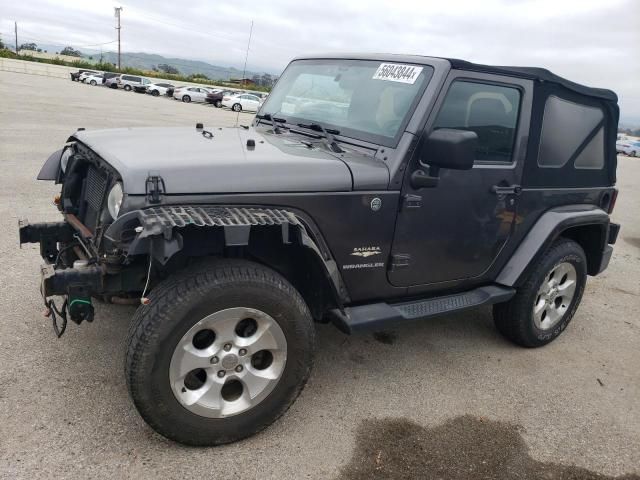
[73,126,364,195]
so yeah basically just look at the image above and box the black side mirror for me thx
[411,128,478,189]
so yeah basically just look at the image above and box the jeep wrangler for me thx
[20,54,620,446]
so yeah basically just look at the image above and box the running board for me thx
[331,285,515,334]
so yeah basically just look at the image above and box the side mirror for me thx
[411,129,478,189]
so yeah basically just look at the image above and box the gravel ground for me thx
[0,71,638,479]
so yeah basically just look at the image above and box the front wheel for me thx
[493,239,587,347]
[125,259,315,445]
[151,90,160,96]
[232,103,242,112]
[124,84,132,91]
[631,150,637,157]
[214,100,222,108]
[90,80,97,86]
[182,95,191,103]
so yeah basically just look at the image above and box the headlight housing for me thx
[60,148,72,173]
[107,182,124,219]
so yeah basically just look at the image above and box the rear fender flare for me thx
[497,205,610,286]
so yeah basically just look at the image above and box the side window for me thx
[538,96,604,170]
[433,80,521,163]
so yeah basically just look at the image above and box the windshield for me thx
[260,59,434,146]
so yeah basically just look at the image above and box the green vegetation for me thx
[0,48,271,92]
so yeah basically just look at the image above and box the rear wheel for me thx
[90,80,97,86]
[125,259,315,445]
[124,84,132,91]
[182,95,191,103]
[631,150,637,157]
[151,90,160,96]
[232,103,242,112]
[493,239,587,347]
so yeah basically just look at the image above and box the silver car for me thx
[173,86,213,103]
[106,74,151,91]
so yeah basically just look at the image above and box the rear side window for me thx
[538,96,604,169]
[433,80,521,163]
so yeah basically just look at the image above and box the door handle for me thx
[491,184,522,195]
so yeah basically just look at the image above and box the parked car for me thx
[78,71,102,83]
[221,92,263,112]
[173,86,212,103]
[84,74,104,86]
[165,85,184,97]
[106,74,151,91]
[102,72,119,85]
[70,69,99,81]
[205,89,235,107]
[142,83,175,96]
[20,54,620,447]
[616,140,640,157]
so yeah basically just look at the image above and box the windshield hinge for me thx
[145,174,165,204]
[402,194,422,209]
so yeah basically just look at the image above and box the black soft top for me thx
[446,58,617,102]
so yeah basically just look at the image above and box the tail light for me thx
[223,97,230,101]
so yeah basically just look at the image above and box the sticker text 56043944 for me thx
[372,63,424,84]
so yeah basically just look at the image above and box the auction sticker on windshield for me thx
[372,63,423,84]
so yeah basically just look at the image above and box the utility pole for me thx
[14,21,18,54]
[114,7,123,70]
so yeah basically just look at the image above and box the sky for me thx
[2,0,639,123]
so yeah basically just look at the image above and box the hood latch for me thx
[145,174,166,204]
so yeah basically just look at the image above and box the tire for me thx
[124,84,132,91]
[151,90,160,97]
[631,151,637,157]
[110,83,118,89]
[232,103,242,112]
[215,100,222,108]
[125,259,315,446]
[493,238,587,348]
[90,80,97,86]
[182,95,191,103]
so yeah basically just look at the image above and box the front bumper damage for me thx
[19,219,104,335]
[19,205,337,336]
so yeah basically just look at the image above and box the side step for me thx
[331,285,515,334]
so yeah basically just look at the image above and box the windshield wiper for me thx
[256,112,287,133]
[296,123,343,153]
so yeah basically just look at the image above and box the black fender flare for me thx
[104,205,348,307]
[497,205,610,286]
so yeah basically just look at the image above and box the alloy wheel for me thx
[169,307,287,418]
[533,262,577,330]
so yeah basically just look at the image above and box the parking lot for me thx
[0,70,639,479]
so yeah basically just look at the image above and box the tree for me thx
[157,63,179,75]
[19,42,38,51]
[189,72,209,80]
[60,46,82,57]
[0,35,4,50]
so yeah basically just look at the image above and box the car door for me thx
[388,71,532,288]
[245,95,261,111]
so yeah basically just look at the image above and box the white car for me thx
[173,86,212,103]
[78,71,101,83]
[84,74,104,86]
[146,83,175,97]
[222,93,263,112]
[617,140,640,157]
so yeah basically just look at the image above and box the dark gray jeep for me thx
[20,54,621,446]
